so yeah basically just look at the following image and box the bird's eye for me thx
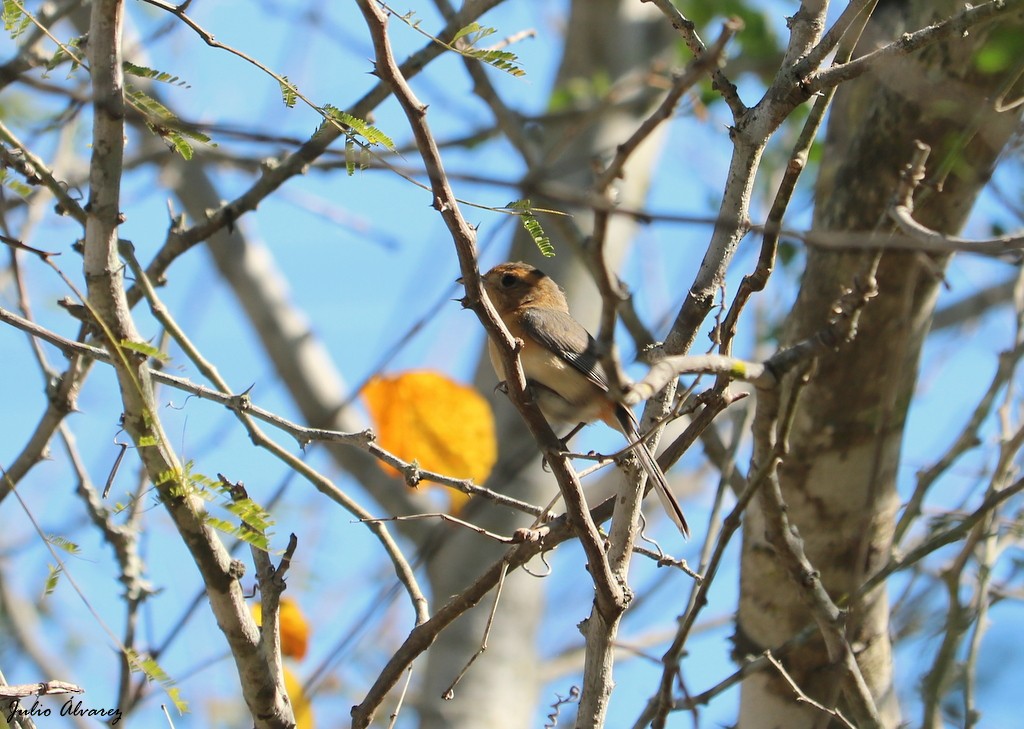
[500,272,518,288]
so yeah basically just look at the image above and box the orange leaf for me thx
[363,370,496,508]
[284,666,315,729]
[252,597,310,660]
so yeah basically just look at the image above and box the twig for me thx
[361,514,519,544]
[441,561,510,699]
[0,586,90,729]
[806,0,1020,94]
[889,141,1024,259]
[349,473,666,728]
[1,463,179,713]
[798,0,878,73]
[764,651,857,729]
[430,0,537,166]
[0,681,84,699]
[856,475,1024,603]
[386,666,415,729]
[627,276,877,408]
[595,19,738,191]
[0,0,77,94]
[0,120,87,223]
[638,451,774,729]
[82,3,293,723]
[788,226,1024,257]
[62,422,153,716]
[895,338,1024,543]
[642,0,746,119]
[630,546,702,581]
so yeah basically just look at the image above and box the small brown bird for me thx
[478,261,689,538]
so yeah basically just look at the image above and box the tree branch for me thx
[82,2,292,725]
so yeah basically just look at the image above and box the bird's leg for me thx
[559,421,588,451]
[495,379,588,470]
[541,421,588,472]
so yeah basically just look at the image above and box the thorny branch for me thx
[358,0,624,629]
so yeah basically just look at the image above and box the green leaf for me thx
[451,22,525,77]
[189,468,218,490]
[323,105,396,150]
[3,0,30,40]
[974,26,1024,74]
[42,36,84,76]
[42,564,62,598]
[345,138,357,176]
[463,48,525,77]
[159,466,205,501]
[507,200,555,257]
[168,465,216,501]
[452,22,495,44]
[47,535,80,555]
[279,75,298,109]
[0,168,32,198]
[225,497,275,533]
[167,133,195,160]
[125,86,175,118]
[126,649,189,714]
[169,126,214,161]
[204,482,278,551]
[204,516,274,552]
[155,468,179,487]
[119,339,171,363]
[125,86,213,160]
[122,61,189,87]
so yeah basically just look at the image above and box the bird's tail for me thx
[613,406,690,539]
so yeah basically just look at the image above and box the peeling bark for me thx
[737,2,1024,727]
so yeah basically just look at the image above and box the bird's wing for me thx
[519,307,610,392]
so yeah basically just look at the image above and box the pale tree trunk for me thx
[737,2,1023,727]
[417,1,677,727]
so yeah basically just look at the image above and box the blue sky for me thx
[1,1,1022,727]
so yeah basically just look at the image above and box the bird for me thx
[475,261,689,538]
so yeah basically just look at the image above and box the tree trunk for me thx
[737,2,1023,726]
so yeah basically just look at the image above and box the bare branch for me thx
[355,0,623,626]
[764,651,857,729]
[82,2,292,724]
[805,0,1021,94]
[0,681,84,699]
[643,0,746,119]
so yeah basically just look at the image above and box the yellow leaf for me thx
[251,598,310,660]
[363,370,497,509]
[284,666,314,729]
